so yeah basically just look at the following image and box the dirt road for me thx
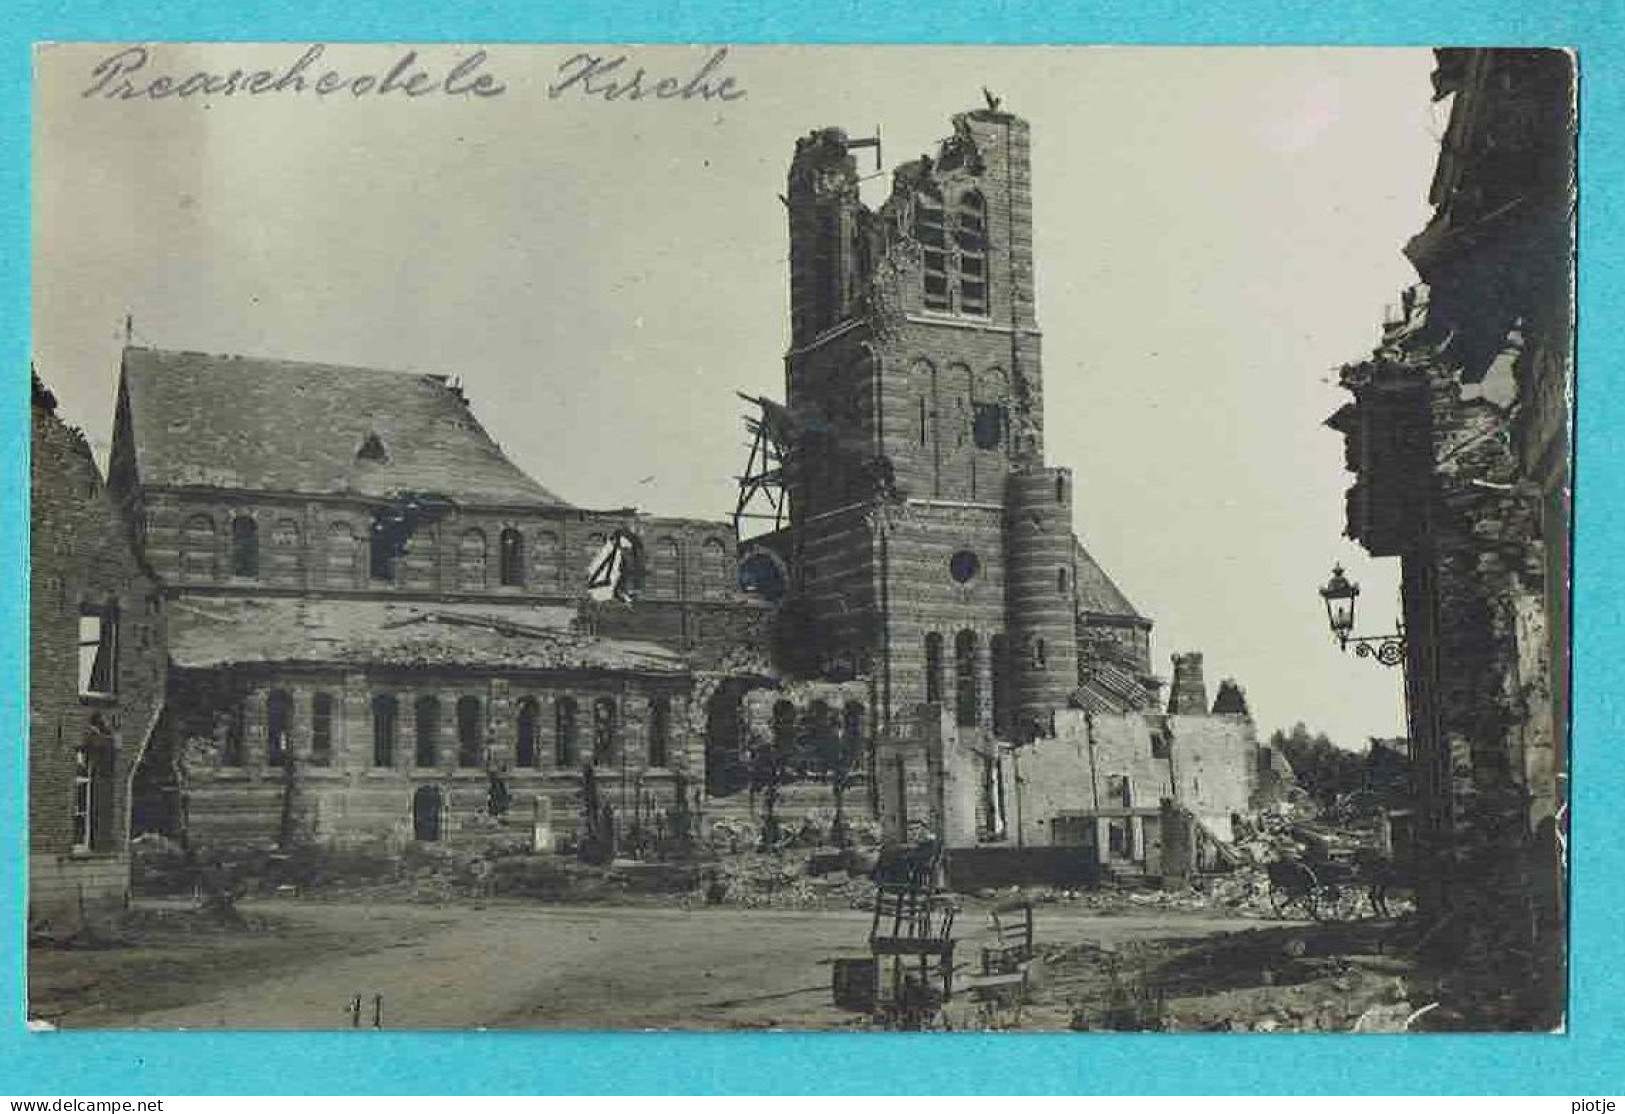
[40,899,1269,1030]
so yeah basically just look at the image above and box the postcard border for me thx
[3,3,1621,1095]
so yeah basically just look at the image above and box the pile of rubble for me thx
[702,849,876,910]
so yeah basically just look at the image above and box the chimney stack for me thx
[1168,652,1209,716]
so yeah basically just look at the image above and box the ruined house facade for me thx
[748,105,1266,867]
[110,348,769,853]
[1328,49,1571,1010]
[30,377,167,928]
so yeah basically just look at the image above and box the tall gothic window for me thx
[990,634,1011,734]
[499,528,526,587]
[515,698,539,768]
[916,184,950,311]
[415,695,441,768]
[648,697,671,767]
[592,698,617,764]
[311,693,334,767]
[956,190,989,315]
[916,185,990,316]
[555,697,580,767]
[456,695,483,768]
[955,629,979,727]
[372,694,398,767]
[924,633,944,705]
[266,690,294,765]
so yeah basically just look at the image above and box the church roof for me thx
[167,597,686,675]
[118,347,567,506]
[1073,538,1145,621]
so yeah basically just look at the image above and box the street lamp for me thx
[1319,564,1406,667]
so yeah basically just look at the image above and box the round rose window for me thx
[949,550,980,584]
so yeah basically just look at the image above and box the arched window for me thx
[515,698,540,768]
[1056,474,1067,504]
[916,184,949,311]
[182,514,217,581]
[1058,566,1070,594]
[458,529,488,590]
[701,538,729,595]
[372,694,398,767]
[956,190,988,316]
[456,695,483,768]
[414,695,440,768]
[555,698,579,767]
[231,516,259,578]
[924,633,944,705]
[648,697,671,767]
[990,635,1011,734]
[955,629,979,727]
[592,698,617,764]
[71,732,114,853]
[311,692,334,767]
[266,689,294,766]
[499,528,525,587]
[1033,637,1048,670]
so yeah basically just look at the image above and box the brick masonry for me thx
[30,380,166,929]
[43,104,1270,872]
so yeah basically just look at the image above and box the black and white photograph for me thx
[27,43,1573,1032]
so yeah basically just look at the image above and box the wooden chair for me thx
[960,899,1036,1028]
[982,899,1035,974]
[869,864,957,1028]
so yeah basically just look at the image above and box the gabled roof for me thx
[167,597,686,674]
[1073,538,1145,622]
[118,347,567,506]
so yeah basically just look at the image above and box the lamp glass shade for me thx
[1319,565,1360,639]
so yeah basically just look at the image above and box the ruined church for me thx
[30,102,1270,926]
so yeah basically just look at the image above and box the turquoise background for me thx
[2,0,1619,1095]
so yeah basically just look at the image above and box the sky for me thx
[32,43,1446,748]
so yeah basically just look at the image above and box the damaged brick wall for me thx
[30,381,167,928]
[1329,49,1571,1027]
[771,104,1233,853]
[999,706,1259,853]
[163,667,699,854]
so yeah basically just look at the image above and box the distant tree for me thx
[803,702,860,846]
[1268,722,1366,806]
[747,731,792,849]
[751,700,814,848]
